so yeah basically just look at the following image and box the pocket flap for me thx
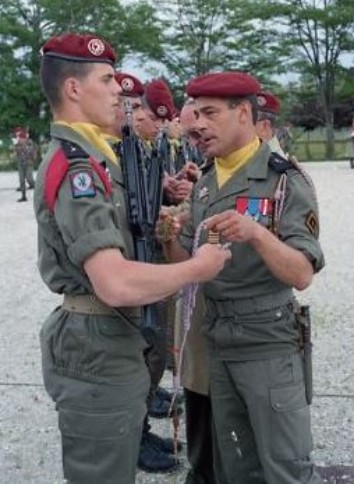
[59,407,131,440]
[270,382,307,412]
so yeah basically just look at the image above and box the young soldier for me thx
[34,34,231,484]
[158,71,324,484]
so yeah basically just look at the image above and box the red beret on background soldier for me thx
[255,89,285,155]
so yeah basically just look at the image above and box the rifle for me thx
[156,125,175,176]
[120,99,163,343]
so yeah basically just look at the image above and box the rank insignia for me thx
[305,210,318,235]
[198,186,209,201]
[70,170,96,198]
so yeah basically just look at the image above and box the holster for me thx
[294,302,313,405]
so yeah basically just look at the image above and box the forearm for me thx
[251,225,314,290]
[85,249,197,308]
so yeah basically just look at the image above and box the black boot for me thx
[17,195,27,202]
[144,430,182,454]
[138,432,180,473]
[148,391,183,419]
[156,386,184,405]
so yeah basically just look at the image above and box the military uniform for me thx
[34,123,150,484]
[179,140,324,484]
[13,129,36,201]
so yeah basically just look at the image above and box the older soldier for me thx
[159,71,324,484]
[34,34,231,484]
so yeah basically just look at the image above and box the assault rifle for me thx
[156,126,175,176]
[120,99,162,342]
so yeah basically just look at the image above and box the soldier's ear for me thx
[64,77,82,102]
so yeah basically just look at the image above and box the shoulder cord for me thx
[273,173,288,234]
[169,222,231,455]
[289,155,319,214]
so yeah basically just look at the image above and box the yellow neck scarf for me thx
[215,137,260,188]
[55,122,118,165]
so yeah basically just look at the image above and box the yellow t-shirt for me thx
[55,122,118,165]
[215,137,260,188]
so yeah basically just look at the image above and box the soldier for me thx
[104,71,184,473]
[158,71,324,484]
[34,33,231,484]
[12,127,36,202]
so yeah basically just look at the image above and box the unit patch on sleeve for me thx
[305,210,318,235]
[70,170,96,198]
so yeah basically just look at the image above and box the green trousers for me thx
[40,308,150,484]
[209,352,323,484]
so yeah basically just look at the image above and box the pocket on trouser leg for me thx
[270,381,313,461]
[59,407,141,484]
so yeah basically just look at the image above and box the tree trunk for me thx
[324,111,335,160]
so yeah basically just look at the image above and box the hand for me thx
[204,209,262,243]
[171,179,193,203]
[155,207,182,243]
[193,243,231,281]
[176,162,199,183]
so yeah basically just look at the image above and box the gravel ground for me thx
[0,162,353,484]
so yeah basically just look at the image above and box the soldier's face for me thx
[70,64,122,127]
[194,97,254,158]
[139,107,164,140]
[131,98,146,134]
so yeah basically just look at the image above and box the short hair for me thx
[257,111,277,130]
[40,56,94,109]
[227,95,258,125]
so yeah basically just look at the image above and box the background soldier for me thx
[12,127,36,202]
[34,33,230,484]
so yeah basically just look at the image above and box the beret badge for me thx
[157,105,168,117]
[88,38,105,56]
[121,77,134,92]
[257,95,267,107]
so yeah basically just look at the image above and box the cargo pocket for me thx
[59,407,138,483]
[270,381,313,460]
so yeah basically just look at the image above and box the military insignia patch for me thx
[70,170,96,198]
[198,186,209,201]
[305,210,318,235]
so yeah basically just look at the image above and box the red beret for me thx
[144,79,175,121]
[257,90,281,115]
[13,127,27,138]
[186,71,261,98]
[42,33,116,65]
[115,72,144,97]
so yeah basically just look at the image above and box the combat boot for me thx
[148,391,183,419]
[138,433,180,473]
[17,195,27,202]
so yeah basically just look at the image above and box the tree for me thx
[254,0,354,158]
[152,0,287,98]
[0,0,162,139]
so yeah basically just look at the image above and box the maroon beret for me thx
[115,72,144,97]
[42,33,117,65]
[257,90,281,115]
[186,71,261,98]
[13,127,27,138]
[144,79,175,121]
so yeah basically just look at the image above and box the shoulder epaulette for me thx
[268,152,298,173]
[44,140,112,212]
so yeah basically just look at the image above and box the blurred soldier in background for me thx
[12,127,37,202]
